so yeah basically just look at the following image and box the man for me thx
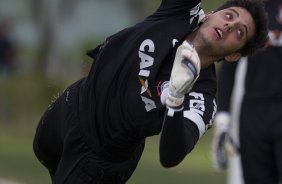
[212,0,282,184]
[33,0,268,183]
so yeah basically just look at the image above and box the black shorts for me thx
[33,82,145,184]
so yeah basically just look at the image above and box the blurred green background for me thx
[0,0,226,183]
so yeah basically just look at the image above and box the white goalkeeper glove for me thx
[161,41,200,116]
[211,111,235,171]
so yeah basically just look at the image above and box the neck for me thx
[185,29,218,69]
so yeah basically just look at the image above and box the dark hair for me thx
[216,0,269,56]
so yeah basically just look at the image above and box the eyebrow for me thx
[228,8,249,37]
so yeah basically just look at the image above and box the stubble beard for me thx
[195,31,220,63]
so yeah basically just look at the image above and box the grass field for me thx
[0,74,226,184]
[0,129,226,184]
[0,132,226,184]
[128,134,226,184]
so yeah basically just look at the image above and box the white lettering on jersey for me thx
[184,92,206,137]
[184,92,215,137]
[138,39,157,112]
[141,96,157,112]
[139,39,155,77]
[189,92,205,116]
[189,4,205,25]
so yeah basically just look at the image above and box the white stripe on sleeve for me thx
[184,110,206,138]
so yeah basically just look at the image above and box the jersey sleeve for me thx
[160,0,201,9]
[159,90,216,167]
[183,90,217,138]
[159,109,199,167]
[182,65,217,137]
[146,0,204,23]
[159,66,217,167]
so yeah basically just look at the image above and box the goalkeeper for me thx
[33,0,268,183]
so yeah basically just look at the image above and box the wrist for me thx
[166,105,184,117]
[165,91,184,108]
[214,111,230,133]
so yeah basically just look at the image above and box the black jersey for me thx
[74,0,217,161]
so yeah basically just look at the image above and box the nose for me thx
[225,23,233,32]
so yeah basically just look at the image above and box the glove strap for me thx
[167,106,184,117]
[160,84,184,117]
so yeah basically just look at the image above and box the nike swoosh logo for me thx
[172,39,178,47]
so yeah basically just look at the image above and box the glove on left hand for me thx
[211,112,231,171]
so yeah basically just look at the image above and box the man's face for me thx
[196,6,255,58]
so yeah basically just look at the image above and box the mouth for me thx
[215,28,223,39]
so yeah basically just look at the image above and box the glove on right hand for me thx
[163,41,200,109]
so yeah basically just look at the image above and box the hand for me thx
[211,112,231,171]
[161,41,200,110]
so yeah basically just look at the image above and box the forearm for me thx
[159,40,201,167]
[159,108,199,167]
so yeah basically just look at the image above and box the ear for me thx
[224,53,242,62]
[201,11,214,22]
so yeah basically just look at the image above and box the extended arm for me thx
[159,41,216,167]
[159,41,200,167]
[159,109,199,167]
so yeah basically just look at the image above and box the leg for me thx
[52,125,145,184]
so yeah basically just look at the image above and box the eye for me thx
[237,29,244,38]
[226,13,232,20]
